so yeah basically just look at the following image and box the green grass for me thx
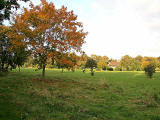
[0,69,160,120]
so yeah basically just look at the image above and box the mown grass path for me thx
[0,69,160,120]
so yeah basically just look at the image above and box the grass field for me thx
[0,69,160,120]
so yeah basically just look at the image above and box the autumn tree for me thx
[120,55,133,71]
[91,54,108,70]
[134,55,143,71]
[8,0,87,78]
[157,57,160,70]
[68,53,79,71]
[77,52,88,70]
[135,55,143,62]
[90,54,97,61]
[141,57,157,70]
[55,52,78,72]
[56,53,69,72]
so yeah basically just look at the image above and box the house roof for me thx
[109,60,120,67]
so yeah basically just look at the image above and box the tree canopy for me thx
[8,0,87,77]
[0,0,29,24]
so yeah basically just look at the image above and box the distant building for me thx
[108,60,120,68]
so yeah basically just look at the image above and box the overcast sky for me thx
[17,0,160,59]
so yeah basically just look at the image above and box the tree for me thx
[91,54,108,70]
[134,55,143,71]
[144,64,155,78]
[0,0,29,24]
[12,46,30,72]
[55,52,77,72]
[135,55,143,62]
[0,0,29,72]
[141,57,157,70]
[0,26,11,71]
[68,53,79,72]
[0,25,17,72]
[0,25,29,72]
[8,0,87,78]
[56,53,70,72]
[141,61,150,70]
[157,56,160,70]
[77,52,88,70]
[85,58,97,76]
[120,55,133,71]
[129,58,141,71]
[97,61,107,70]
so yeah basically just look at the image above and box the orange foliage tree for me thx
[55,52,76,72]
[8,0,87,78]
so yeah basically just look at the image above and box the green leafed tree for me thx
[0,0,29,24]
[12,46,30,72]
[85,58,97,76]
[0,26,29,72]
[144,64,155,78]
[120,55,133,71]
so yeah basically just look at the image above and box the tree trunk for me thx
[91,68,94,76]
[83,68,85,73]
[18,65,20,72]
[62,67,64,73]
[42,64,46,79]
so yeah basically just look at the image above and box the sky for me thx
[16,0,160,59]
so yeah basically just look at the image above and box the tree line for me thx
[23,54,160,72]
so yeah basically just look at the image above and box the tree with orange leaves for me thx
[55,52,78,72]
[8,0,87,78]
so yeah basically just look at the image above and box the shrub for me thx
[115,66,122,71]
[155,67,160,71]
[144,64,155,78]
[46,64,55,68]
[96,68,101,71]
[107,67,113,71]
[102,66,107,71]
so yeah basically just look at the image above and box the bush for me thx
[155,67,160,71]
[102,66,107,71]
[115,66,122,71]
[46,64,55,68]
[107,67,113,71]
[144,64,155,78]
[96,68,101,71]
